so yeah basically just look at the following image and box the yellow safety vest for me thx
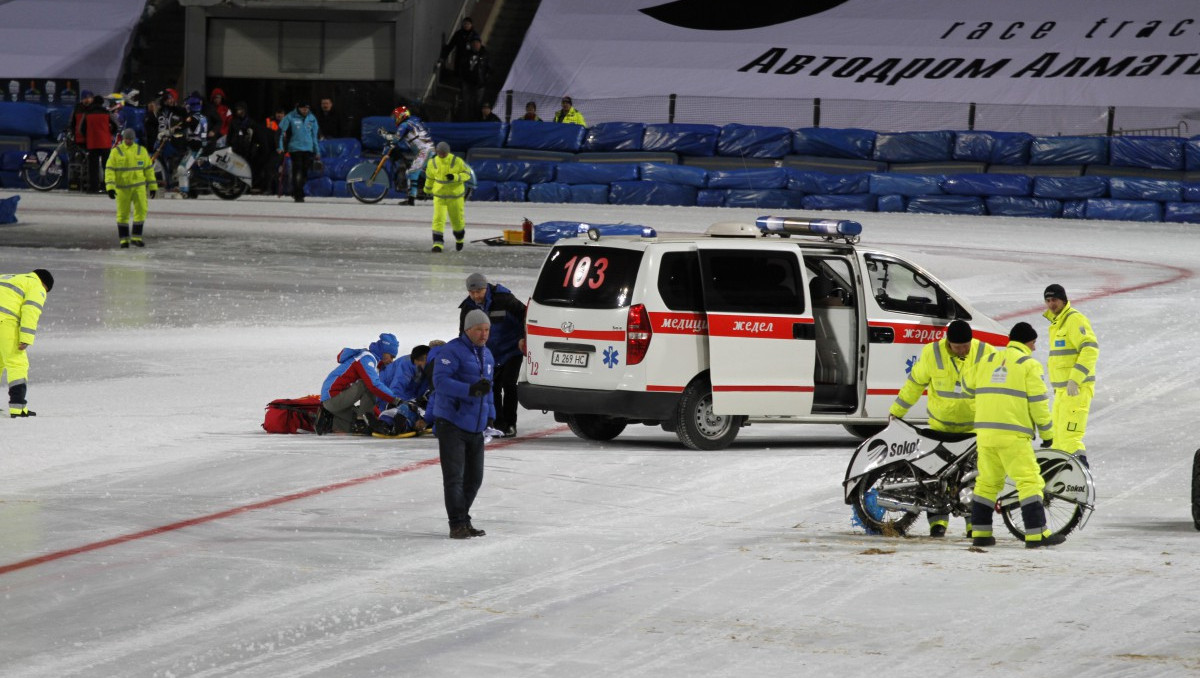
[104,142,158,191]
[0,272,48,346]
[1043,303,1099,390]
[890,338,995,433]
[973,341,1052,442]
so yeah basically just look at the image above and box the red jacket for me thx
[81,108,116,150]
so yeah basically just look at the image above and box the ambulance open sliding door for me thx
[696,243,815,416]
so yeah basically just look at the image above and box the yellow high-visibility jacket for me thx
[1043,302,1099,390]
[889,338,996,432]
[973,341,1053,442]
[104,142,158,192]
[423,153,469,200]
[0,272,48,346]
[553,107,587,126]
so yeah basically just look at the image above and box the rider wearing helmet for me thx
[175,93,209,197]
[380,105,434,206]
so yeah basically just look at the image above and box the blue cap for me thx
[369,333,400,358]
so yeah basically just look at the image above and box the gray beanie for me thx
[464,308,491,328]
[466,272,488,291]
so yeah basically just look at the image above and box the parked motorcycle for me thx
[181,147,252,200]
[20,130,80,191]
[843,419,1095,540]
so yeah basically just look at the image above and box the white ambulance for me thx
[518,217,1007,450]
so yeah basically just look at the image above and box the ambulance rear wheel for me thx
[675,379,740,451]
[844,423,887,439]
[565,414,627,441]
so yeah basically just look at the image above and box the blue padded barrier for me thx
[120,107,147,142]
[360,116,392,151]
[877,194,906,212]
[985,196,1063,218]
[1062,200,1088,219]
[569,184,609,204]
[319,138,363,159]
[304,176,333,197]
[1108,177,1182,202]
[782,154,886,174]
[1164,202,1200,223]
[0,171,22,188]
[786,170,870,194]
[1109,136,1184,171]
[1187,139,1200,171]
[906,195,986,215]
[890,161,985,175]
[583,122,645,152]
[639,162,706,187]
[331,180,350,198]
[554,162,639,185]
[792,127,876,159]
[941,173,1032,197]
[427,122,506,152]
[497,181,529,202]
[869,173,944,196]
[872,131,954,163]
[323,156,359,181]
[1030,136,1108,166]
[643,123,720,156]
[576,151,677,165]
[1084,198,1162,222]
[706,167,788,190]
[0,102,49,137]
[0,150,25,171]
[716,124,793,159]
[696,189,725,207]
[507,119,586,152]
[953,131,1033,165]
[471,180,499,201]
[46,105,73,138]
[723,189,803,209]
[0,195,17,224]
[801,194,877,212]
[466,147,575,163]
[988,164,1083,178]
[609,180,697,206]
[528,182,573,203]
[1184,183,1200,202]
[472,160,555,184]
[1032,176,1108,199]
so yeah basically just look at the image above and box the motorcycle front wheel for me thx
[346,160,389,204]
[999,449,1092,540]
[21,149,65,191]
[210,177,246,200]
[851,465,921,537]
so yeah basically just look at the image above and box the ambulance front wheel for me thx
[675,378,741,451]
[565,414,627,442]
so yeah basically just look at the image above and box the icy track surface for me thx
[1,190,1198,677]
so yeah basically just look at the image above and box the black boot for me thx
[313,406,334,435]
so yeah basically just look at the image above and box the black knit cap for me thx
[1009,321,1037,343]
[33,269,53,291]
[1043,284,1068,302]
[945,320,972,343]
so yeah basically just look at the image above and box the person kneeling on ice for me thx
[315,333,404,435]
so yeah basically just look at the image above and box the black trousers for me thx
[435,419,485,529]
[492,354,522,431]
[288,151,314,200]
[87,148,110,193]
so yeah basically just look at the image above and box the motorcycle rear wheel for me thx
[346,160,389,204]
[851,466,921,537]
[210,177,246,200]
[999,450,1090,540]
[21,150,65,191]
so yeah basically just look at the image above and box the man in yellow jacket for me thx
[423,142,471,252]
[970,322,1065,549]
[889,319,996,537]
[553,96,586,125]
[1042,284,1099,465]
[0,269,54,418]
[105,127,158,248]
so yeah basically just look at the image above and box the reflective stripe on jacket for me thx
[0,272,48,346]
[889,338,995,432]
[554,107,586,125]
[973,341,1052,441]
[1043,302,1099,390]
[423,153,469,199]
[105,142,158,191]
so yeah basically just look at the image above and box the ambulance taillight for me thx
[627,303,652,365]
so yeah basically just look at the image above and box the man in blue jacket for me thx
[316,333,401,435]
[431,309,496,539]
[459,272,526,437]
[277,101,322,203]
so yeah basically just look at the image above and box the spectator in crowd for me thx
[175,94,209,197]
[381,105,434,206]
[207,87,232,142]
[105,128,157,248]
[265,107,285,194]
[521,101,541,121]
[459,37,490,121]
[479,102,501,122]
[554,96,586,125]
[147,88,185,191]
[423,141,471,252]
[458,272,526,438]
[0,269,54,418]
[315,333,403,436]
[277,101,322,203]
[70,89,93,147]
[80,95,117,193]
[440,17,480,83]
[315,97,344,139]
[430,308,496,539]
[228,101,271,194]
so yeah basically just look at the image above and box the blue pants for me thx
[435,419,485,529]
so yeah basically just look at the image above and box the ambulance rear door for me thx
[696,242,815,416]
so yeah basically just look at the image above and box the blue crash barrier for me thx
[716,124,793,159]
[609,180,698,206]
[791,127,876,160]
[787,170,870,195]
[985,196,1063,218]
[1032,176,1108,199]
[953,131,1033,165]
[318,138,363,158]
[496,181,529,202]
[696,189,725,207]
[800,194,877,212]
[1185,183,1200,201]
[554,162,639,185]
[639,162,707,187]
[1108,136,1185,171]
[1061,200,1088,219]
[470,180,499,201]
[642,123,720,156]
[506,120,586,152]
[941,173,1032,197]
[427,122,507,152]
[1165,202,1200,223]
[723,189,803,209]
[569,183,610,204]
[872,130,955,163]
[906,195,986,215]
[1108,177,1182,202]
[1083,198,1163,222]
[304,176,333,197]
[360,116,393,152]
[527,182,573,203]
[868,173,944,196]
[1186,139,1200,171]
[1030,136,1109,166]
[0,102,50,137]
[472,160,556,184]
[706,167,789,190]
[0,194,17,223]
[46,105,74,138]
[876,194,906,212]
[583,122,645,152]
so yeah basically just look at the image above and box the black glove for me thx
[468,378,491,397]
[445,173,454,182]
[149,190,156,199]
[107,189,116,199]
[415,395,428,409]
[1040,438,1054,449]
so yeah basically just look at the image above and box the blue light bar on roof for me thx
[755,216,863,237]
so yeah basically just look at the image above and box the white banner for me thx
[502,0,1200,109]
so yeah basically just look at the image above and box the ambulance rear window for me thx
[532,246,643,309]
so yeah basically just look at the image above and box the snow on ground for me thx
[1,190,1199,677]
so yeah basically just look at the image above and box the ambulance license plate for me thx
[551,350,589,367]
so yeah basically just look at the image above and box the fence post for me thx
[668,93,676,123]
[505,90,513,123]
[813,98,821,127]
[968,102,976,131]
[1106,106,1115,136]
